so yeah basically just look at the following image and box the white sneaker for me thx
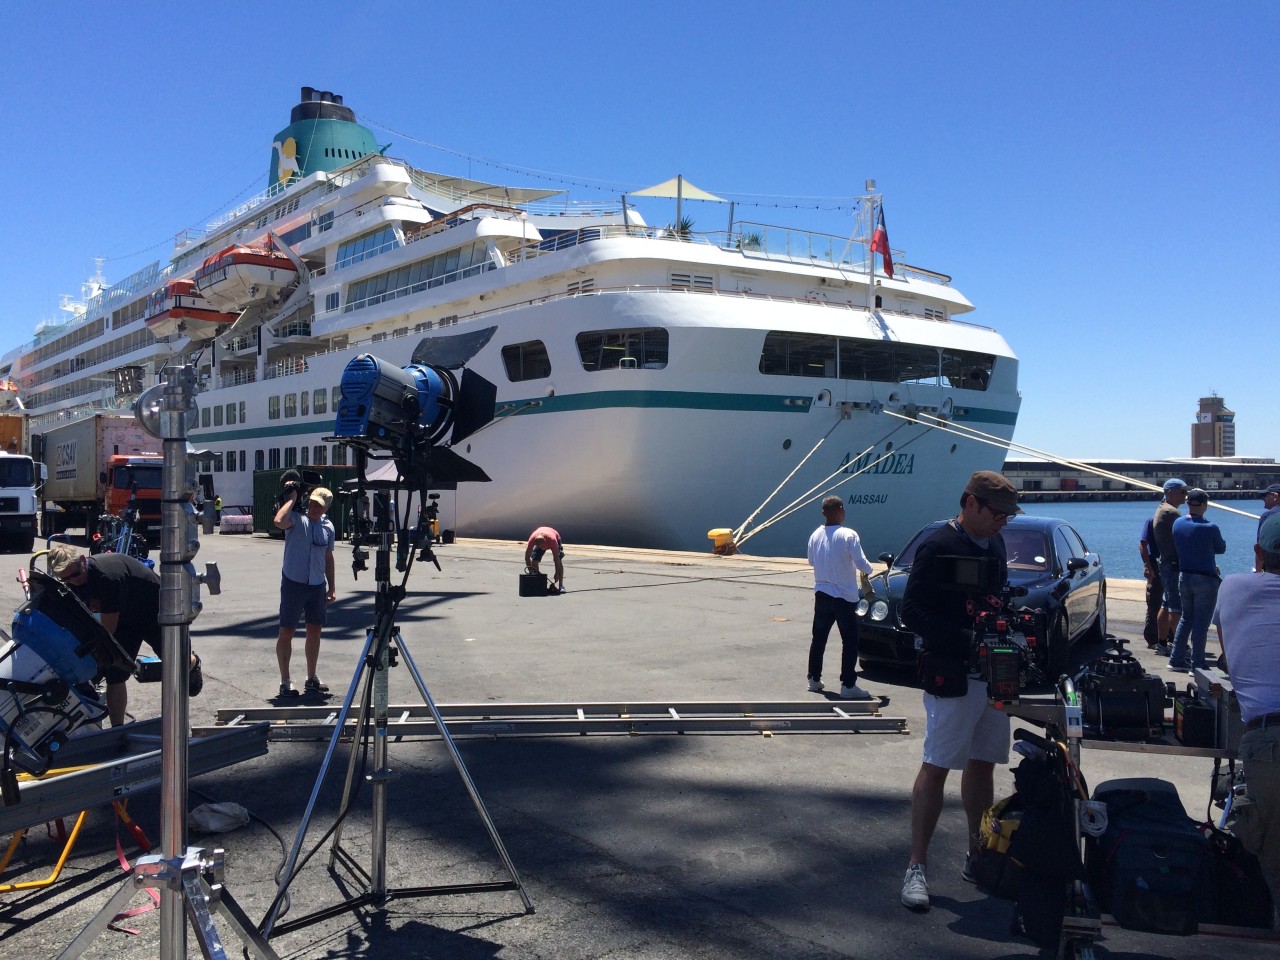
[901,863,929,910]
[839,682,875,701]
[807,676,824,692]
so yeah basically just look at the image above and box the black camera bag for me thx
[1085,777,1213,935]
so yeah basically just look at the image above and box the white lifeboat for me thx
[144,279,238,340]
[194,242,298,311]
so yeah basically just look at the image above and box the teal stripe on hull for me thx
[190,390,1017,444]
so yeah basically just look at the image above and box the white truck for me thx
[0,413,43,553]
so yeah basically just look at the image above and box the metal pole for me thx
[156,367,198,960]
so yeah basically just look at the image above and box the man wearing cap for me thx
[1169,488,1226,673]
[1259,484,1280,538]
[1152,479,1188,650]
[1138,515,1167,653]
[48,545,203,725]
[899,470,1020,911]
[274,483,336,697]
[805,495,877,701]
[1212,513,1280,924]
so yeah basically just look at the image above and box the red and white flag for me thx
[870,207,894,278]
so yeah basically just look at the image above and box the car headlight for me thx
[869,600,889,622]
[856,598,870,617]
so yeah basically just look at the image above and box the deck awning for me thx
[631,176,725,202]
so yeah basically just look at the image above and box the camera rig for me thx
[935,554,1047,704]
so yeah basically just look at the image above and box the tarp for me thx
[631,175,725,202]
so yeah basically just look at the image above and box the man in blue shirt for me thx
[1213,512,1280,924]
[1168,488,1226,673]
[1259,484,1280,538]
[274,484,337,697]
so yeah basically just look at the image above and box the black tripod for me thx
[262,472,532,938]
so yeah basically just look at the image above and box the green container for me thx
[252,466,359,539]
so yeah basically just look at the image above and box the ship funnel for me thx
[270,86,379,189]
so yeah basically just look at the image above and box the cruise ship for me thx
[1,87,1020,558]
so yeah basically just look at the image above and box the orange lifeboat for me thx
[194,241,298,311]
[144,279,239,340]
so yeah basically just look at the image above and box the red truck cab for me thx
[103,455,164,545]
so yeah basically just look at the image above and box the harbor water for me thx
[1020,499,1265,580]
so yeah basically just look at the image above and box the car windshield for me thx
[891,521,1051,574]
[1004,528,1050,572]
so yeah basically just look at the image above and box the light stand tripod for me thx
[262,467,532,938]
[60,366,278,960]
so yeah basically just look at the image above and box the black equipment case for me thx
[1085,777,1213,935]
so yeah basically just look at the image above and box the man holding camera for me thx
[1214,513,1280,924]
[275,483,336,697]
[898,470,1019,911]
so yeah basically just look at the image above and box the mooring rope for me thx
[735,419,927,548]
[883,410,1262,521]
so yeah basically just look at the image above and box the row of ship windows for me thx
[240,325,995,427]
[193,445,349,474]
[503,329,995,389]
[204,324,998,432]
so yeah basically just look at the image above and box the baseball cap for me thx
[308,486,333,509]
[1260,513,1280,553]
[48,543,82,578]
[1162,478,1188,493]
[1185,488,1209,505]
[964,470,1022,516]
[1263,484,1280,496]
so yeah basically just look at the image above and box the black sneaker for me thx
[304,676,329,694]
[188,654,204,697]
[279,682,301,698]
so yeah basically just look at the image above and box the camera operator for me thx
[1213,513,1280,926]
[274,482,336,698]
[898,470,1019,912]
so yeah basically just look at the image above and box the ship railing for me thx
[218,368,258,388]
[335,260,496,316]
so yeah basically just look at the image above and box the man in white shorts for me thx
[898,470,1020,911]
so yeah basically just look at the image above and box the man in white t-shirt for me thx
[1213,512,1280,926]
[806,496,876,701]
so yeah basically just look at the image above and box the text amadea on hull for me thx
[1,86,1019,559]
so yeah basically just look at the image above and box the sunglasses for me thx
[975,497,1010,522]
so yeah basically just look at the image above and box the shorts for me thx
[279,576,328,629]
[1158,561,1182,612]
[102,631,160,684]
[921,678,1011,770]
[531,544,565,563]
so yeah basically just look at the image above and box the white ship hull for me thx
[190,289,1018,558]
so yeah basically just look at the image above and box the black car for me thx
[856,515,1107,678]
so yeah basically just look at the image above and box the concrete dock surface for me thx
[0,533,1271,959]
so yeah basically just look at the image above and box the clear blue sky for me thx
[1,2,1275,461]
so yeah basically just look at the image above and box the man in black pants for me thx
[1139,514,1167,653]
[49,544,203,725]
